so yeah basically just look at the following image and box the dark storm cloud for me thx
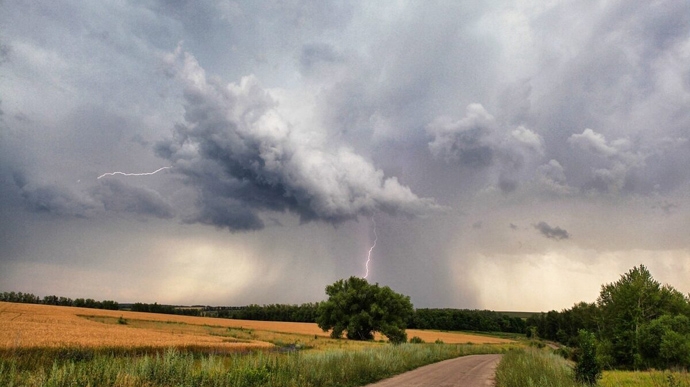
[183,192,264,231]
[534,222,570,241]
[14,178,95,218]
[91,179,175,219]
[12,172,175,220]
[155,47,440,231]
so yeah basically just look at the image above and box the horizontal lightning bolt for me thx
[97,166,172,180]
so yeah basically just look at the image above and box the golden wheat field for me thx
[0,301,512,349]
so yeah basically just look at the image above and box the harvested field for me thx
[0,301,513,349]
[405,329,512,344]
[0,302,271,350]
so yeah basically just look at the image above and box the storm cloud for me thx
[426,103,544,193]
[156,47,440,231]
[2,1,690,311]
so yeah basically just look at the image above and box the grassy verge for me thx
[495,348,587,387]
[0,343,508,387]
[600,370,690,387]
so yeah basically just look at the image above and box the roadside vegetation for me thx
[526,265,690,371]
[496,348,690,387]
[496,348,586,387]
[0,343,508,387]
[600,370,690,387]
[496,265,690,387]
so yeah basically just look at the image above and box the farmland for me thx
[0,302,511,350]
[0,301,514,386]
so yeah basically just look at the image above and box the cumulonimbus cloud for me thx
[156,46,441,231]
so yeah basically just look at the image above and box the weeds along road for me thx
[364,354,502,387]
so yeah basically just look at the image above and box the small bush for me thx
[435,339,444,344]
[409,336,425,344]
[117,316,127,325]
[574,330,601,385]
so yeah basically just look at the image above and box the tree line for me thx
[216,303,320,322]
[526,265,690,371]
[0,291,119,310]
[409,308,526,333]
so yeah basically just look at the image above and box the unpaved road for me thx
[364,354,502,387]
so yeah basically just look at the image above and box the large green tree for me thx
[316,277,414,343]
[597,265,690,368]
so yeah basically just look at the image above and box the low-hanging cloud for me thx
[534,221,570,240]
[91,179,175,219]
[12,171,175,220]
[15,180,95,218]
[156,47,441,231]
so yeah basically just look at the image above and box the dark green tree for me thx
[597,265,690,368]
[575,329,601,385]
[597,265,667,368]
[316,277,414,344]
[639,315,690,369]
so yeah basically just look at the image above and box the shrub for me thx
[574,330,601,385]
[409,336,425,344]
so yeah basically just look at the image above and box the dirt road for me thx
[364,354,502,387]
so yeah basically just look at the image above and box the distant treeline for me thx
[130,302,207,316]
[216,303,320,322]
[0,291,119,310]
[408,308,528,333]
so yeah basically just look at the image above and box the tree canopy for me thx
[316,277,414,343]
[526,265,690,370]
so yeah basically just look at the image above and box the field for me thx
[600,370,690,387]
[0,301,515,387]
[0,301,512,350]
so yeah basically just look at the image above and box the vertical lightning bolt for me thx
[363,217,377,279]
[97,166,172,179]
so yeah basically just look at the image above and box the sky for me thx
[1,0,690,312]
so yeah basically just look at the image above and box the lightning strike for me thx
[363,217,377,279]
[97,166,172,180]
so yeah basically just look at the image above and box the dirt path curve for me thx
[364,354,502,387]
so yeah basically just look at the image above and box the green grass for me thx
[495,348,587,387]
[0,343,507,387]
[600,370,690,387]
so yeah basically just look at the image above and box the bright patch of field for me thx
[0,302,271,350]
[404,329,513,344]
[600,370,690,387]
[0,301,513,350]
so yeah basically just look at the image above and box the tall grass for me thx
[600,370,690,387]
[0,344,507,387]
[495,348,587,387]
